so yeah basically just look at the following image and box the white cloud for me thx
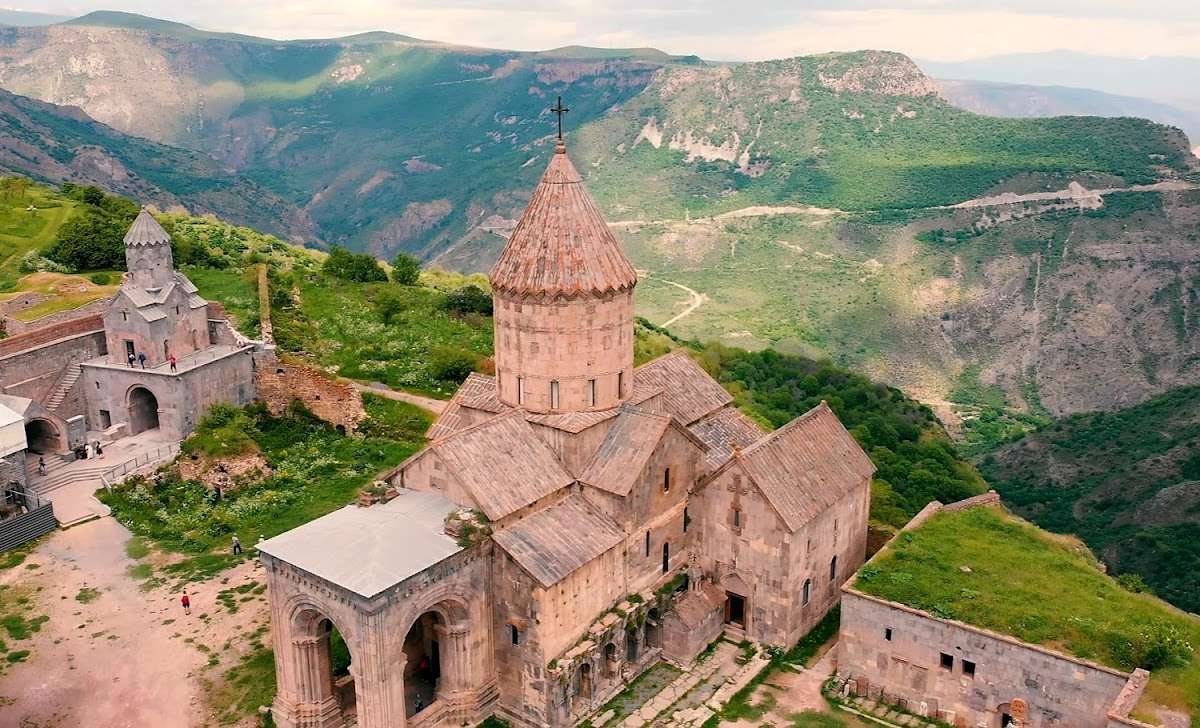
[27,1,1200,61]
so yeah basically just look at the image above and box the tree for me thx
[322,246,387,283]
[44,207,130,270]
[391,252,421,286]
[429,346,477,382]
[374,287,406,324]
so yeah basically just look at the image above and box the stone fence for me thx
[0,313,104,357]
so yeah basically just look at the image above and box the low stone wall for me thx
[4,297,112,337]
[0,313,104,358]
[255,358,365,432]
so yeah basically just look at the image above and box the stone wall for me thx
[0,328,106,405]
[254,359,365,432]
[837,590,1131,728]
[81,347,256,440]
[4,297,112,337]
[0,314,104,358]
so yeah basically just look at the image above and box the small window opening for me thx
[517,376,525,406]
[588,378,596,407]
[663,467,671,493]
[733,508,742,528]
[683,506,690,533]
[963,659,976,678]
[644,530,650,557]
[829,555,838,581]
[802,579,811,605]
[121,310,128,321]
[940,653,954,670]
[885,627,893,642]
[618,371,624,398]
[662,542,670,573]
[550,380,560,409]
[510,625,520,645]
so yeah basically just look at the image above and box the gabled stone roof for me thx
[578,406,707,496]
[114,272,207,324]
[426,373,509,440]
[726,401,875,531]
[489,142,637,299]
[429,410,574,521]
[123,207,171,247]
[634,352,732,425]
[689,405,766,470]
[492,495,624,587]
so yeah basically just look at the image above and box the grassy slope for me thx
[979,386,1200,614]
[856,506,1200,717]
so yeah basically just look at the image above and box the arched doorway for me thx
[603,642,618,677]
[24,418,61,454]
[403,611,444,717]
[645,608,662,649]
[128,386,160,434]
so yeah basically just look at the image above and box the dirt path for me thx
[944,179,1197,210]
[657,279,707,328]
[349,381,447,415]
[0,519,270,728]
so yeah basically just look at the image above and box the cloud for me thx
[30,1,1200,61]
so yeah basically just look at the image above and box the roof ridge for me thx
[739,400,834,458]
[428,406,524,446]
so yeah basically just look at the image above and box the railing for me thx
[100,442,181,491]
[0,484,46,521]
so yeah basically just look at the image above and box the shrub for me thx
[1109,620,1194,671]
[182,403,259,457]
[443,285,493,316]
[88,272,112,285]
[373,287,406,324]
[391,253,421,285]
[18,250,72,274]
[1117,573,1151,594]
[429,345,477,382]
[322,246,387,283]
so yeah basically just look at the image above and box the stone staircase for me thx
[26,453,110,496]
[44,361,82,413]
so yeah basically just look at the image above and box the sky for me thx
[18,1,1200,61]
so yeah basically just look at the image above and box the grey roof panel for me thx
[124,208,172,247]
[257,489,463,598]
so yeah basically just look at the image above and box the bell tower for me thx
[489,104,637,414]
[124,207,175,290]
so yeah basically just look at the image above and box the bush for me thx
[18,250,72,274]
[88,272,112,285]
[182,403,259,457]
[373,286,405,325]
[391,253,421,285]
[322,246,387,283]
[44,205,135,271]
[443,285,493,316]
[1109,620,1194,671]
[1117,573,1151,594]
[429,345,477,382]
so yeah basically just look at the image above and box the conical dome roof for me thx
[124,207,171,247]
[490,142,637,298]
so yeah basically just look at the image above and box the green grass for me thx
[0,179,77,288]
[208,642,276,725]
[855,506,1200,715]
[99,399,431,584]
[980,385,1200,614]
[74,587,101,604]
[185,266,262,338]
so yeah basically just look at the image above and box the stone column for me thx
[436,622,475,720]
[355,647,406,728]
[272,636,345,728]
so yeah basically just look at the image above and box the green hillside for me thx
[980,386,1200,614]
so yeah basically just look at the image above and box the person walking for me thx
[181,591,191,616]
[232,534,243,556]
[168,353,177,373]
[37,456,45,475]
[94,441,103,459]
[127,352,136,368]
[137,351,147,369]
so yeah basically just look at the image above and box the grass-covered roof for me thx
[853,505,1199,721]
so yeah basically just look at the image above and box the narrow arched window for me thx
[830,555,838,581]
[803,579,811,605]
[644,530,650,557]
[550,380,560,409]
[663,467,671,493]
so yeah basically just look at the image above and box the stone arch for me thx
[603,642,618,676]
[645,607,663,648]
[286,601,363,725]
[24,418,62,454]
[396,594,473,718]
[127,385,160,434]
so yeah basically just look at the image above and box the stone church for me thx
[259,139,875,728]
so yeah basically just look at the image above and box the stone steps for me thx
[44,362,82,412]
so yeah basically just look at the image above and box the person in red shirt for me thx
[181,591,191,615]
[169,353,178,373]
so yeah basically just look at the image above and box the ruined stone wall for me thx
[837,589,1130,728]
[0,314,103,358]
[254,359,365,432]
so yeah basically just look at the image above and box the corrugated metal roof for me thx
[689,406,766,470]
[489,142,637,299]
[257,489,462,598]
[634,352,732,425]
[431,410,574,520]
[578,407,672,495]
[492,495,624,587]
[733,402,875,531]
[123,208,171,247]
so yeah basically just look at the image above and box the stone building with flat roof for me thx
[258,138,875,728]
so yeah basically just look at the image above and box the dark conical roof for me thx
[489,142,637,298]
[123,207,171,247]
